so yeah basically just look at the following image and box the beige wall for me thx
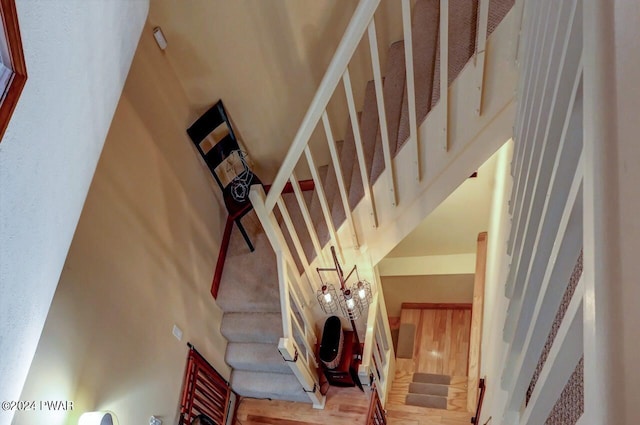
[15,23,229,425]
[148,0,406,181]
[381,274,474,318]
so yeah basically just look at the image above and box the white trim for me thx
[506,0,580,299]
[322,111,359,248]
[276,196,316,297]
[343,68,378,228]
[289,172,325,263]
[303,146,342,258]
[439,0,449,150]
[507,0,543,221]
[367,18,397,207]
[473,0,490,117]
[582,0,617,422]
[401,0,420,180]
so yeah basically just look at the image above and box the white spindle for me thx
[503,154,583,410]
[303,146,342,257]
[505,4,582,299]
[508,0,567,278]
[439,0,449,150]
[474,0,489,116]
[343,68,378,228]
[401,0,420,180]
[512,0,526,65]
[367,18,397,207]
[511,0,555,237]
[359,292,379,382]
[283,258,318,344]
[263,0,382,212]
[322,111,360,248]
[508,0,544,220]
[276,196,317,297]
[290,172,325,262]
[520,283,583,424]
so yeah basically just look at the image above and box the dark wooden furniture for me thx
[179,345,236,425]
[322,330,359,387]
[187,100,259,251]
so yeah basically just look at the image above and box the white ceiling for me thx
[386,148,500,258]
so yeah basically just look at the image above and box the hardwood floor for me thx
[234,386,371,425]
[400,308,472,377]
[387,308,474,422]
[234,309,473,424]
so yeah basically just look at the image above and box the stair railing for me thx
[470,378,486,424]
[496,0,586,422]
[359,284,394,406]
[248,0,492,408]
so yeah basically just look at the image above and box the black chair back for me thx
[187,100,240,191]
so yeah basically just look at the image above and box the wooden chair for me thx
[187,100,260,252]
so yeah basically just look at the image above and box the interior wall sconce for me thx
[78,411,119,425]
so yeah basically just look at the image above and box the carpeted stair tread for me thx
[226,342,290,374]
[397,0,440,151]
[331,121,359,230]
[281,191,316,265]
[409,382,449,397]
[308,165,332,249]
[405,393,448,410]
[347,112,366,213]
[395,0,513,151]
[221,312,282,344]
[377,40,407,159]
[360,80,384,184]
[488,0,516,39]
[231,370,310,403]
[214,0,516,404]
[216,212,280,313]
[322,140,343,223]
[413,372,452,385]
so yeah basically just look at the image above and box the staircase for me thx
[216,0,517,406]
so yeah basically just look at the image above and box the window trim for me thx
[0,0,26,142]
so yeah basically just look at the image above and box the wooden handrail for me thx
[471,378,486,424]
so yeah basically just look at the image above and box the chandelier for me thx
[315,247,373,321]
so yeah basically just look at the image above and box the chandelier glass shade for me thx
[317,284,339,315]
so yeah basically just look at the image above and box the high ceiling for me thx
[386,147,500,258]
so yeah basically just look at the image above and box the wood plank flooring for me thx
[387,308,474,422]
[234,386,371,425]
[234,308,473,424]
[400,308,472,377]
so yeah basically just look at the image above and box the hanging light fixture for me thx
[317,283,339,314]
[339,288,363,320]
[316,247,374,353]
[352,279,372,306]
